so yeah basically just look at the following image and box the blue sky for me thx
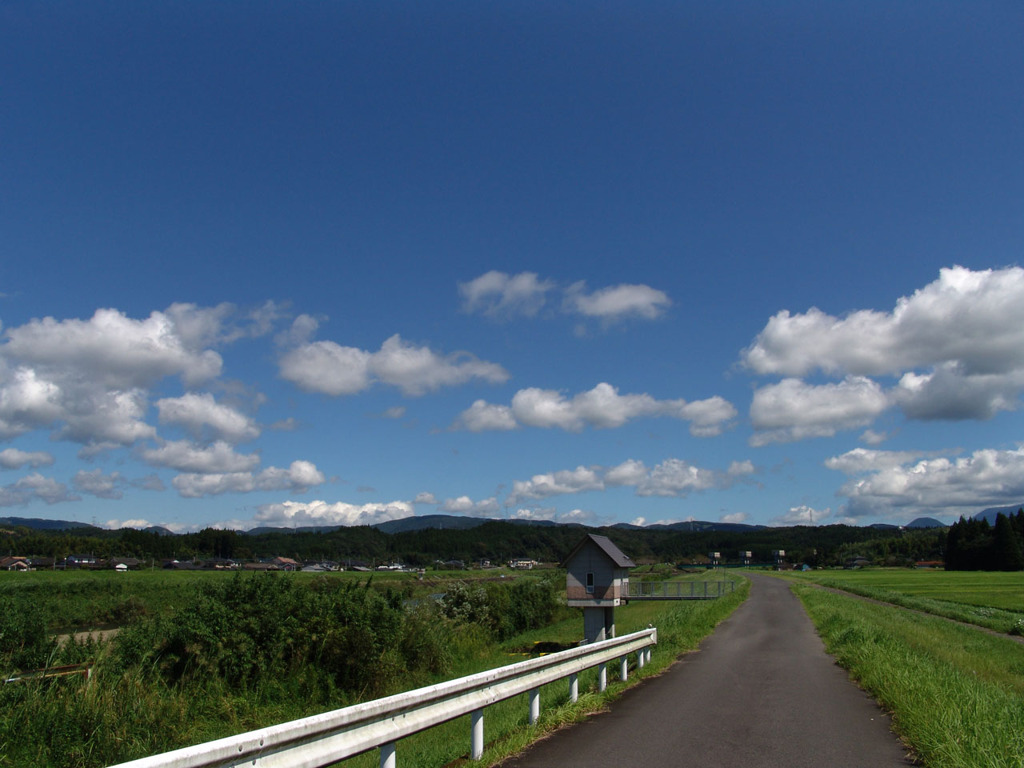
[2,2,1023,532]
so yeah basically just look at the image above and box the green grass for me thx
[793,583,1024,768]
[786,569,1024,634]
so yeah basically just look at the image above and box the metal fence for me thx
[107,627,657,768]
[627,580,735,600]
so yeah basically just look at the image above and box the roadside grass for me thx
[0,571,747,768]
[786,569,1024,634]
[793,584,1024,768]
[333,572,750,768]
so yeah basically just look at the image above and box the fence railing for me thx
[107,627,657,768]
[628,580,734,600]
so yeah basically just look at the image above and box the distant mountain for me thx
[613,520,767,533]
[142,526,177,536]
[974,505,1024,524]
[0,516,100,531]
[905,517,946,529]
[245,525,344,535]
[868,523,900,530]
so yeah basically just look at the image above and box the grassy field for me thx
[786,568,1024,634]
[793,583,1024,768]
[0,567,520,632]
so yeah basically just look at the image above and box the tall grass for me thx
[794,584,1024,768]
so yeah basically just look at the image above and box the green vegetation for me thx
[793,584,1024,768]
[945,510,1024,571]
[1,517,947,569]
[0,569,747,768]
[788,569,1024,634]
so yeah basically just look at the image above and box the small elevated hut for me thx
[563,534,636,643]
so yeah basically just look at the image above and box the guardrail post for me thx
[637,649,645,669]
[598,662,607,691]
[569,672,579,703]
[380,741,396,768]
[619,657,628,681]
[529,688,540,725]
[471,708,484,760]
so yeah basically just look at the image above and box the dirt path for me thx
[497,574,915,768]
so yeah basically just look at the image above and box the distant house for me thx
[510,558,537,570]
[202,557,237,570]
[0,556,29,572]
[109,557,141,571]
[271,557,300,571]
[66,554,99,569]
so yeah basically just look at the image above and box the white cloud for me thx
[742,267,1024,434]
[254,498,414,527]
[73,469,124,499]
[171,460,325,498]
[0,473,79,506]
[156,393,260,443]
[506,466,604,505]
[456,400,518,432]
[720,512,748,524]
[439,495,501,516]
[3,307,224,389]
[141,440,261,474]
[0,448,55,470]
[459,271,555,319]
[414,491,438,504]
[825,447,930,475]
[457,382,735,435]
[749,377,890,445]
[829,445,1024,519]
[564,282,671,322]
[635,458,719,497]
[103,518,153,530]
[280,333,508,397]
[604,459,649,487]
[770,505,831,526]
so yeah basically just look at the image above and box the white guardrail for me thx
[108,627,657,768]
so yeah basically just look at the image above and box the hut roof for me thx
[561,533,636,569]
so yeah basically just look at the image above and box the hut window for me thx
[586,572,594,594]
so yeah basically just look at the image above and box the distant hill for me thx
[0,516,100,532]
[618,520,767,533]
[905,517,947,529]
[868,523,900,530]
[974,505,1024,524]
[142,526,177,536]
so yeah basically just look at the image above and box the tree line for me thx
[2,519,949,568]
[945,510,1024,571]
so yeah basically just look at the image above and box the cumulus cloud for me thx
[171,460,326,498]
[0,473,79,507]
[156,393,260,443]
[506,456,754,506]
[254,498,414,527]
[0,303,270,450]
[73,468,125,499]
[459,271,671,325]
[439,495,501,516]
[0,448,55,470]
[506,466,604,505]
[564,282,671,322]
[827,445,1024,519]
[742,267,1024,440]
[456,382,736,435]
[141,440,261,474]
[770,505,832,526]
[279,332,508,397]
[459,271,555,319]
[749,377,889,445]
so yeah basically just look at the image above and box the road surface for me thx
[497,574,914,767]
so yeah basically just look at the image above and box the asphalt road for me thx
[497,574,915,768]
